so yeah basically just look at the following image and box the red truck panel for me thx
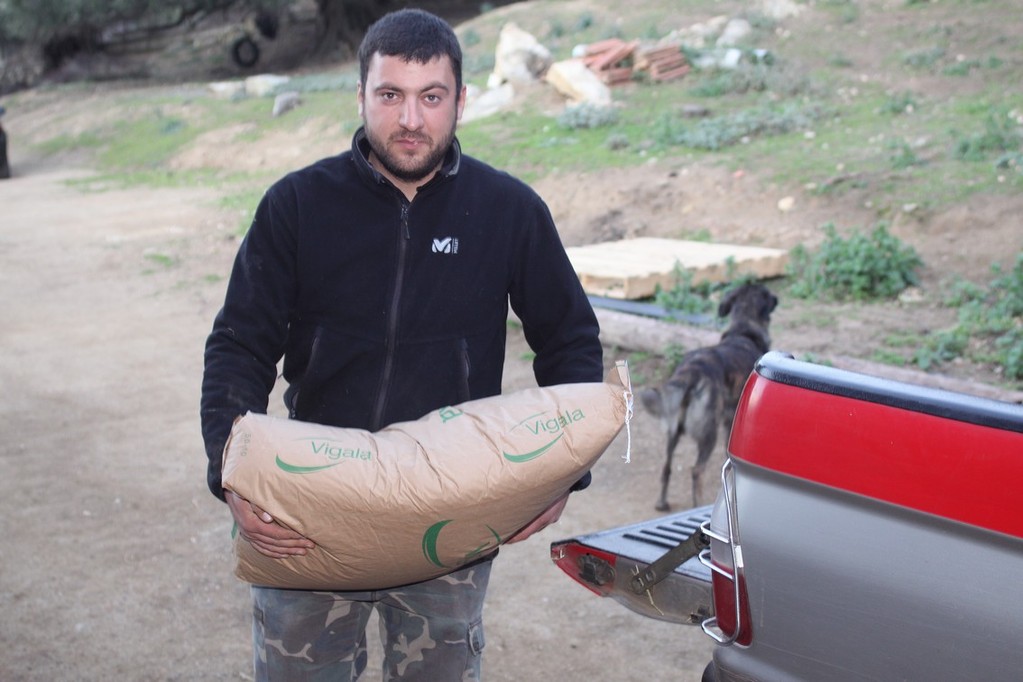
[729,370,1023,540]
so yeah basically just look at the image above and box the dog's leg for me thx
[657,425,683,512]
[690,422,718,506]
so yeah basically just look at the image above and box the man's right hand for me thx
[225,490,316,558]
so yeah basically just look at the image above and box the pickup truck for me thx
[551,351,1023,681]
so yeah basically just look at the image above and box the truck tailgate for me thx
[551,505,714,624]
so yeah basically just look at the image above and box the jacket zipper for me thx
[371,199,411,429]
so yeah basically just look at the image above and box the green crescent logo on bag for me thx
[422,520,502,568]
[275,454,341,474]
[502,434,563,463]
[502,408,586,463]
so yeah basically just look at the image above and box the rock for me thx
[208,80,246,99]
[680,104,711,118]
[717,18,752,47]
[272,91,301,117]
[777,196,796,212]
[720,48,744,69]
[492,23,552,86]
[761,0,805,20]
[545,59,612,106]
[461,83,516,123]
[244,74,290,97]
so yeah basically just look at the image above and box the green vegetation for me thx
[921,256,1023,380]
[16,0,1022,386]
[652,265,716,316]
[786,223,922,301]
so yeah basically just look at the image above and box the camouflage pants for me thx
[251,559,492,681]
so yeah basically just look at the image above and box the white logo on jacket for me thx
[432,237,459,254]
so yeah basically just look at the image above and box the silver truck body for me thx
[554,352,1023,681]
[707,353,1023,681]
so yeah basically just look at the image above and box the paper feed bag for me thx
[221,361,632,590]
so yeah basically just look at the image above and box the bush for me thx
[952,111,1022,161]
[557,102,619,130]
[653,264,715,316]
[653,101,823,151]
[921,254,1023,379]
[787,222,922,301]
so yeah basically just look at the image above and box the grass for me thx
[28,0,1022,211]
[18,0,1022,384]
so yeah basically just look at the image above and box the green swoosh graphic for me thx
[502,433,564,463]
[274,454,341,474]
[422,520,452,568]
[465,526,503,561]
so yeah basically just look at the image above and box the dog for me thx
[640,282,778,511]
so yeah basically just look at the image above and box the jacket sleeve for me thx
[509,196,604,491]
[509,196,603,386]
[200,186,298,500]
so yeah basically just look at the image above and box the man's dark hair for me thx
[358,9,463,97]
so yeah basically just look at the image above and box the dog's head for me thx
[717,283,778,350]
[718,282,778,324]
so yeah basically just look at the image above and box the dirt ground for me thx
[3,119,1020,682]
[2,5,1022,679]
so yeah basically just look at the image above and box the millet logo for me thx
[502,408,586,463]
[432,237,459,254]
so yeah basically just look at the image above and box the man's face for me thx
[358,53,466,187]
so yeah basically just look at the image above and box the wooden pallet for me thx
[565,237,789,299]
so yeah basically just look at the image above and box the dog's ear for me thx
[718,285,741,318]
[763,291,779,315]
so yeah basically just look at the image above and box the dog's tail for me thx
[639,384,684,421]
[639,364,705,428]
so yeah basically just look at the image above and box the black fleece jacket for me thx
[200,128,603,500]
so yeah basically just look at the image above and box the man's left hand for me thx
[506,491,571,544]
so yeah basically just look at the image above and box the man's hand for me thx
[225,490,315,558]
[505,491,571,544]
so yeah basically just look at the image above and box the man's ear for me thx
[357,81,365,117]
[456,85,467,121]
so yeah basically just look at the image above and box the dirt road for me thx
[0,157,715,680]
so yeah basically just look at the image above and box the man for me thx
[200,8,602,681]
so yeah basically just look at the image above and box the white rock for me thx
[717,18,752,47]
[245,74,291,97]
[461,83,516,123]
[208,80,246,99]
[272,92,301,117]
[545,59,612,106]
[492,23,552,85]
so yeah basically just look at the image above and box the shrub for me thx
[787,222,922,301]
[922,255,1023,380]
[653,264,715,316]
[654,101,823,150]
[557,102,619,130]
[952,111,1022,161]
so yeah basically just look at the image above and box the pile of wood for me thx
[579,38,690,85]
[635,44,691,82]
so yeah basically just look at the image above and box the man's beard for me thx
[365,120,456,184]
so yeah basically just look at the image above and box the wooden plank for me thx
[566,237,789,299]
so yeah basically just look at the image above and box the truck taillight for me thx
[550,542,617,596]
[708,557,753,646]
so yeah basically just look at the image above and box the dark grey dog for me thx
[640,282,778,510]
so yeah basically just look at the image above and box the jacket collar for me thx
[351,126,461,193]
